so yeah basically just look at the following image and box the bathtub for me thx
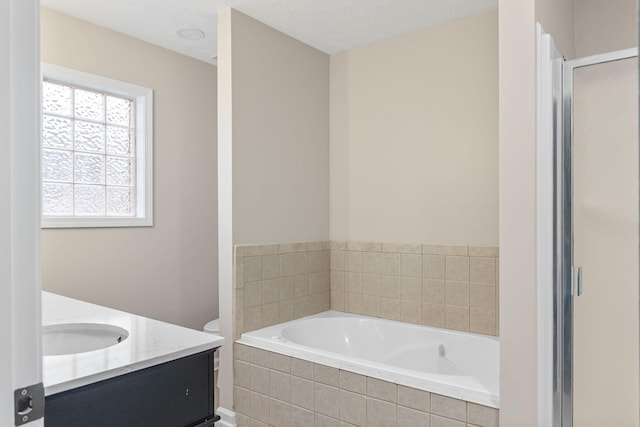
[237,310,499,408]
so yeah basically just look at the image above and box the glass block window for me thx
[41,64,153,228]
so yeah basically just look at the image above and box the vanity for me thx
[42,292,224,427]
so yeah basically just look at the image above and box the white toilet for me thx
[203,319,221,413]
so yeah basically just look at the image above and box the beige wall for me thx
[40,8,219,330]
[536,0,576,58]
[575,0,638,57]
[499,0,538,425]
[217,7,330,412]
[330,10,498,245]
[229,11,330,245]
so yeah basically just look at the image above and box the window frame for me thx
[40,63,153,228]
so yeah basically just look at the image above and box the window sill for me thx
[41,217,153,229]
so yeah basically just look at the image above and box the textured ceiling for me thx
[40,0,497,65]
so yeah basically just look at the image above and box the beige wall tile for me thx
[430,414,465,427]
[330,241,346,250]
[249,418,268,427]
[362,251,383,274]
[291,405,314,426]
[445,281,469,307]
[380,275,401,298]
[294,275,310,298]
[397,385,430,412]
[380,297,402,321]
[468,245,499,258]
[244,281,263,308]
[340,370,366,394]
[361,294,381,317]
[269,398,291,427]
[467,403,499,427]
[244,306,263,332]
[470,308,496,335]
[367,377,397,403]
[423,303,445,328]
[345,251,362,272]
[381,253,401,275]
[262,279,280,304]
[339,390,366,426]
[290,376,315,410]
[270,369,291,402]
[401,300,423,324]
[236,413,251,427]
[315,364,340,387]
[495,258,499,284]
[279,277,295,300]
[330,250,345,271]
[470,284,496,309]
[309,272,323,295]
[309,293,323,314]
[382,242,422,254]
[401,277,422,300]
[270,352,291,373]
[423,279,445,304]
[280,253,296,277]
[235,255,244,288]
[315,413,340,427]
[400,253,422,277]
[398,405,430,427]
[278,242,308,254]
[235,360,251,389]
[291,253,309,275]
[235,343,251,362]
[331,292,345,311]
[445,306,469,332]
[423,245,468,256]
[291,358,314,379]
[445,257,469,282]
[250,365,270,395]
[248,346,270,367]
[346,241,382,251]
[331,271,345,293]
[469,257,496,284]
[345,293,363,314]
[294,296,309,318]
[362,273,381,296]
[431,394,466,422]
[249,391,270,424]
[263,255,279,279]
[309,251,324,273]
[308,241,330,251]
[244,256,263,282]
[367,397,397,427]
[278,300,294,322]
[315,383,340,419]
[235,386,251,415]
[345,272,363,294]
[423,255,445,279]
[263,303,279,327]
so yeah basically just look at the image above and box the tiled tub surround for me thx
[329,242,499,336]
[234,343,499,427]
[234,242,331,339]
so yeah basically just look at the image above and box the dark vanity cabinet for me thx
[45,349,219,427]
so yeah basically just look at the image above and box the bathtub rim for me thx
[237,310,500,409]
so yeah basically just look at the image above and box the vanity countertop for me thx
[43,291,224,396]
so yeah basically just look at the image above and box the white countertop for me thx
[43,292,224,396]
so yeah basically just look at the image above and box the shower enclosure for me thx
[547,38,639,427]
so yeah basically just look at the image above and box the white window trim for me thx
[40,63,153,228]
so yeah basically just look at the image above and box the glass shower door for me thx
[571,54,639,427]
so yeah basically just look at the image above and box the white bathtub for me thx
[237,311,499,408]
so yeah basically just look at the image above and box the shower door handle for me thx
[575,266,583,296]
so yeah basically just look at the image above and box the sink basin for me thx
[43,323,129,356]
